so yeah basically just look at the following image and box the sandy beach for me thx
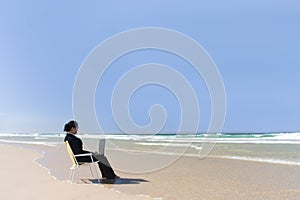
[1,142,300,200]
[0,144,148,200]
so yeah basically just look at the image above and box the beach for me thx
[1,139,300,200]
[0,144,148,200]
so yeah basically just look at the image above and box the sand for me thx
[0,144,148,200]
[1,143,300,200]
[115,156,300,199]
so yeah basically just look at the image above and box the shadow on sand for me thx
[83,178,149,185]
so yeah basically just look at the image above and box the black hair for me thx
[63,120,78,132]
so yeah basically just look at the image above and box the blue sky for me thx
[0,0,299,133]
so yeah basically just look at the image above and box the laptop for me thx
[98,139,105,155]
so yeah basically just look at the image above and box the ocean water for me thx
[1,132,300,166]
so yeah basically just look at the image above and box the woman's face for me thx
[70,127,77,134]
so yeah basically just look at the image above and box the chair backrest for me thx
[65,141,78,166]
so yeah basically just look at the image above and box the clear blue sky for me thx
[0,0,299,133]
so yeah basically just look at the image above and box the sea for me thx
[1,132,300,167]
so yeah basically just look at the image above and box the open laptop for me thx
[98,139,105,155]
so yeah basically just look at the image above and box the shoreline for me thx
[0,143,150,200]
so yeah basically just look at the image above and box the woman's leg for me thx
[96,155,117,179]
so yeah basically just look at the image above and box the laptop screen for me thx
[98,139,105,155]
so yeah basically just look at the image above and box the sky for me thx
[0,0,299,133]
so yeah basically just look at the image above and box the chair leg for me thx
[88,165,94,178]
[89,164,101,183]
[93,163,101,183]
[69,168,75,182]
[69,170,72,181]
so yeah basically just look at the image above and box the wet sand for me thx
[114,156,300,199]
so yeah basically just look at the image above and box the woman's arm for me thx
[69,137,90,154]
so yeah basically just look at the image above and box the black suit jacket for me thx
[64,133,90,155]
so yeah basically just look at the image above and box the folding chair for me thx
[64,141,100,182]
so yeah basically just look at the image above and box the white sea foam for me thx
[0,139,58,146]
[215,155,300,166]
[34,136,47,140]
[136,142,190,147]
[135,142,203,150]
[214,139,300,144]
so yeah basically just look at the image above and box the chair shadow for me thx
[85,178,149,185]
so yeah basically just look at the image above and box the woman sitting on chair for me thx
[63,120,118,179]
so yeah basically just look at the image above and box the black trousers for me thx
[76,154,116,179]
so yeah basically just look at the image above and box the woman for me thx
[63,120,118,179]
